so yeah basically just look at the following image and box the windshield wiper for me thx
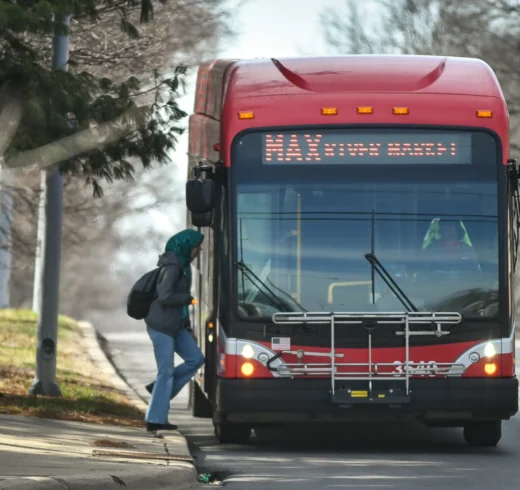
[236,261,294,312]
[364,253,418,312]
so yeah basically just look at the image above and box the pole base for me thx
[28,379,62,397]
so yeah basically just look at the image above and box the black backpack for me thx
[126,267,163,320]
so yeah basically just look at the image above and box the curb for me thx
[77,321,149,412]
[0,466,198,490]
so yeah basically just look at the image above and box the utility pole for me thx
[29,15,69,397]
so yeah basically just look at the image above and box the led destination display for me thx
[262,131,472,165]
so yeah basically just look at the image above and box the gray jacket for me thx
[145,251,192,337]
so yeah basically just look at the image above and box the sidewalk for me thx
[0,414,197,489]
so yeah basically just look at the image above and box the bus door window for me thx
[236,190,279,317]
[199,226,214,350]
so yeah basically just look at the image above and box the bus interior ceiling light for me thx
[321,107,338,115]
[241,362,254,376]
[477,110,493,118]
[393,107,410,115]
[241,344,255,359]
[357,106,373,114]
[484,342,497,358]
[238,111,255,119]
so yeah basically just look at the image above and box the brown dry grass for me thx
[0,309,144,427]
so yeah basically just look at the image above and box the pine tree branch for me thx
[5,105,150,171]
[0,86,23,159]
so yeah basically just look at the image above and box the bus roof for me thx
[224,55,505,100]
[190,55,509,166]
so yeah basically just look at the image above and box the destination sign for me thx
[262,131,472,165]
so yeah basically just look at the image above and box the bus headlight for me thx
[484,342,496,358]
[241,344,255,359]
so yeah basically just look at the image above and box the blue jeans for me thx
[145,326,205,424]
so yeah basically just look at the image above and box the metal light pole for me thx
[32,171,46,313]
[29,15,69,397]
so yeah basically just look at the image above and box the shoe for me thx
[146,422,178,432]
[145,382,154,394]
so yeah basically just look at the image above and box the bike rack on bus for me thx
[269,311,464,404]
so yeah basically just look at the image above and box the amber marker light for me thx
[241,362,254,376]
[238,111,255,119]
[477,110,493,118]
[321,107,338,115]
[393,107,409,115]
[357,106,373,114]
[484,363,497,375]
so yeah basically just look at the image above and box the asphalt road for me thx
[96,319,520,489]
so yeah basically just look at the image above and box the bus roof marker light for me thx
[393,107,409,115]
[477,110,493,118]
[321,107,338,115]
[241,362,254,377]
[357,106,373,114]
[238,111,255,119]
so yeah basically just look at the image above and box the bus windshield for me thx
[233,129,500,320]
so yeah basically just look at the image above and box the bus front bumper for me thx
[214,377,519,425]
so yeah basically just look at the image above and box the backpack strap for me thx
[151,264,184,296]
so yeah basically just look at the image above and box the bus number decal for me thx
[392,360,439,377]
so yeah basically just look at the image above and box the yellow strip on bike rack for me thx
[351,390,368,398]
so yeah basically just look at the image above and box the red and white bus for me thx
[185,55,519,446]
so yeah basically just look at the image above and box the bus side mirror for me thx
[191,210,213,228]
[186,178,217,213]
